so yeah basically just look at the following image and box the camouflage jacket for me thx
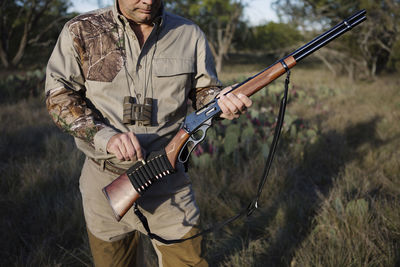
[45,3,221,167]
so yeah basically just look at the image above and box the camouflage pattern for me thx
[191,86,221,109]
[46,87,104,144]
[68,10,125,82]
[45,9,125,143]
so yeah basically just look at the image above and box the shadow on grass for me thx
[1,101,393,266]
[209,116,387,266]
[0,120,89,266]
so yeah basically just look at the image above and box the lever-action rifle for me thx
[103,9,367,222]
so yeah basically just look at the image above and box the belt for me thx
[90,158,129,175]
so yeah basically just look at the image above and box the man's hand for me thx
[218,85,253,120]
[106,132,144,161]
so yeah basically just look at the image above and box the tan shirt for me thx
[45,3,221,168]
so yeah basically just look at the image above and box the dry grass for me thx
[0,65,399,266]
[195,66,400,266]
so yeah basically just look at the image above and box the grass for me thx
[0,98,90,266]
[0,64,399,266]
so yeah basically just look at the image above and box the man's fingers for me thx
[238,93,253,110]
[106,132,143,161]
[120,137,136,161]
[218,95,238,119]
[115,148,125,160]
[118,134,131,160]
[107,137,124,160]
[217,89,253,120]
[218,95,231,115]
[227,93,245,114]
[128,132,143,160]
[220,93,244,118]
[109,142,124,160]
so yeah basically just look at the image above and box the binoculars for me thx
[123,96,153,126]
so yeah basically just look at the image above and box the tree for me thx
[244,22,303,56]
[0,0,71,69]
[272,0,400,77]
[165,0,245,73]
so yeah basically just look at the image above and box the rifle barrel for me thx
[291,9,367,62]
[225,9,367,99]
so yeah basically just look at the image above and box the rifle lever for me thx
[178,118,212,163]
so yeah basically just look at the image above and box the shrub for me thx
[0,68,46,104]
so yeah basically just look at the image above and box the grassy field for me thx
[0,64,399,266]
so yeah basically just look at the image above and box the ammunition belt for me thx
[125,150,175,195]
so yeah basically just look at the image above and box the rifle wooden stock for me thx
[102,173,140,221]
[103,129,190,221]
[102,9,367,222]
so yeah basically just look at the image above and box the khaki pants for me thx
[87,227,208,267]
[80,158,207,266]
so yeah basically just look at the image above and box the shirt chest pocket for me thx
[152,58,195,123]
[153,57,195,79]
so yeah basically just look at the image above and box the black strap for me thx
[248,62,291,215]
[134,66,291,244]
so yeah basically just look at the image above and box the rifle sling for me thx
[134,67,291,244]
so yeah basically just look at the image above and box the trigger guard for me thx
[177,137,196,163]
[178,123,210,163]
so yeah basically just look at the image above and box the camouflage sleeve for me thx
[190,86,222,110]
[45,23,116,149]
[46,87,105,145]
